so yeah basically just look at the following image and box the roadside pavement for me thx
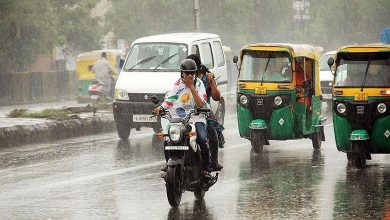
[0,100,117,148]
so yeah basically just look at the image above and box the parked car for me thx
[113,33,228,140]
[319,51,336,107]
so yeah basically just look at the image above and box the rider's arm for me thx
[193,78,207,108]
[207,72,221,101]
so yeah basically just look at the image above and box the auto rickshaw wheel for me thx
[251,130,264,154]
[352,141,366,169]
[116,121,131,140]
[311,128,322,149]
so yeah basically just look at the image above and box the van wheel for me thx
[116,122,130,140]
[215,97,225,125]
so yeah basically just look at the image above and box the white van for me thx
[319,50,336,107]
[113,33,228,139]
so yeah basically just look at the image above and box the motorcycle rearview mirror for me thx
[327,57,335,75]
[151,95,159,104]
[232,55,240,70]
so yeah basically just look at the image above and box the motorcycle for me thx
[151,99,219,207]
[88,77,115,102]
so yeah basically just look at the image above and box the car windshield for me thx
[319,53,334,71]
[334,52,390,88]
[123,43,188,71]
[239,51,292,82]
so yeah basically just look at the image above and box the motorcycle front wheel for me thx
[166,165,182,207]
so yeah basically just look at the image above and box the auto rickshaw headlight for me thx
[115,89,129,100]
[336,103,346,114]
[377,103,387,113]
[274,96,282,106]
[239,95,248,105]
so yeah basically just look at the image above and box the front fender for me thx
[350,130,369,141]
[167,158,184,166]
[249,119,267,130]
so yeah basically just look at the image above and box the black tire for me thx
[166,166,182,207]
[215,97,225,125]
[251,130,264,154]
[352,142,366,169]
[311,128,322,150]
[347,152,353,162]
[116,122,130,140]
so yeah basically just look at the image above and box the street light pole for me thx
[194,0,200,32]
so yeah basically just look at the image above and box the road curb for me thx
[0,114,116,148]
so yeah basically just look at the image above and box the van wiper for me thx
[126,55,156,71]
[360,61,370,92]
[260,58,271,86]
[153,53,178,72]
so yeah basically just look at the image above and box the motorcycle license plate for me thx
[165,146,189,150]
[132,114,157,122]
[90,95,99,100]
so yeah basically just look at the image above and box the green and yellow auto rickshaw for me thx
[233,43,326,153]
[76,49,125,102]
[327,44,390,168]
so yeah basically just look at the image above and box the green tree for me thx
[0,0,102,72]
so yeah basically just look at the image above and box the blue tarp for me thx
[380,28,390,44]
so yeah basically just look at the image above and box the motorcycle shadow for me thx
[166,199,212,220]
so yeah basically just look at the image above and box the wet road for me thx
[0,105,389,219]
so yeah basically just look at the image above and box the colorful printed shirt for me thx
[161,77,207,124]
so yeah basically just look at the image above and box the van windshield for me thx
[123,43,188,71]
[239,51,292,83]
[334,52,390,88]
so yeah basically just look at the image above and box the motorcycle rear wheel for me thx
[166,165,182,207]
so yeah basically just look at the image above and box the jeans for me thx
[195,122,212,171]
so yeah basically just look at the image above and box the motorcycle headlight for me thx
[115,89,129,100]
[377,103,387,113]
[274,96,282,106]
[337,103,346,114]
[239,95,248,105]
[169,124,182,142]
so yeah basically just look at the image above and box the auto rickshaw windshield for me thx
[123,43,188,72]
[334,52,390,88]
[239,51,292,82]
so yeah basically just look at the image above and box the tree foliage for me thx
[105,0,390,53]
[0,0,102,72]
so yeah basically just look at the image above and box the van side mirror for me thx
[232,55,240,70]
[327,57,335,75]
[119,59,125,69]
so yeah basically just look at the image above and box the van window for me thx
[191,45,200,58]
[213,41,225,67]
[201,43,214,69]
[123,43,188,71]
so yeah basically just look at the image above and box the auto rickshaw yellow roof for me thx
[76,49,125,61]
[336,43,390,53]
[241,43,320,60]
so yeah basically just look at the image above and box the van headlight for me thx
[337,103,346,114]
[377,103,387,113]
[115,89,129,100]
[239,95,248,105]
[274,96,282,106]
[169,124,182,142]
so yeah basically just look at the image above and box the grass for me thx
[7,102,112,120]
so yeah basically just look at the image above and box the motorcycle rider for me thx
[92,52,115,99]
[186,54,224,171]
[153,59,212,176]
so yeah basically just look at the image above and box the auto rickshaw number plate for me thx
[354,93,368,101]
[255,87,267,94]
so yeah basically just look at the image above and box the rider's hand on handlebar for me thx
[153,106,163,116]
